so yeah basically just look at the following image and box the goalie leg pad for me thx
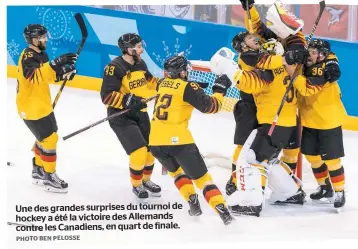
[268,160,301,202]
[227,163,267,208]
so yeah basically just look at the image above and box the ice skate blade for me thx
[44,185,68,193]
[188,210,202,216]
[311,198,334,205]
[32,179,44,186]
[335,207,343,213]
[149,192,161,197]
[223,216,236,226]
[135,197,149,204]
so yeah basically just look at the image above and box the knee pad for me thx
[267,160,301,202]
[40,132,58,149]
[324,158,341,170]
[129,146,148,170]
[192,172,213,190]
[168,166,185,178]
[281,148,299,163]
[305,155,323,168]
[146,151,155,166]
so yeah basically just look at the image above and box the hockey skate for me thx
[274,188,306,205]
[132,184,149,202]
[225,176,237,196]
[43,171,68,193]
[228,204,262,217]
[333,190,345,209]
[188,194,202,216]
[216,204,235,225]
[32,158,45,186]
[142,180,161,197]
[310,179,334,204]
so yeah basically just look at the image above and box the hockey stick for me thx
[246,0,253,34]
[62,95,157,141]
[268,0,326,136]
[52,13,88,108]
[31,13,88,151]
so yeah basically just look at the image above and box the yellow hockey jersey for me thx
[294,54,346,129]
[100,56,157,112]
[16,48,57,120]
[149,78,223,146]
[235,67,298,127]
[237,50,297,127]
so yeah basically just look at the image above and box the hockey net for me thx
[188,60,303,180]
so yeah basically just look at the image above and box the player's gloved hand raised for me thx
[212,74,232,96]
[55,64,76,82]
[325,60,341,83]
[239,0,255,10]
[284,49,309,65]
[122,93,147,111]
[50,53,77,71]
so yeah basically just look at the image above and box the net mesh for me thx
[188,60,240,112]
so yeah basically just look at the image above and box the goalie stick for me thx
[62,95,157,141]
[31,13,88,151]
[268,0,326,136]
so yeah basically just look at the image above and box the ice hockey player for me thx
[149,55,235,225]
[225,0,306,200]
[283,39,346,209]
[100,33,161,201]
[17,24,77,193]
[210,36,308,215]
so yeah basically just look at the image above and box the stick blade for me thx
[74,13,88,38]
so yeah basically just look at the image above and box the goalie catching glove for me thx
[210,47,243,85]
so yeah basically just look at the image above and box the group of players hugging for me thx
[17,0,346,226]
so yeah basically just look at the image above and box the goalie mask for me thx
[265,0,304,39]
[164,55,191,79]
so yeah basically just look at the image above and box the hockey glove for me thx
[239,0,255,10]
[50,53,77,71]
[325,60,341,83]
[284,49,309,65]
[212,74,232,96]
[122,94,147,111]
[55,64,76,82]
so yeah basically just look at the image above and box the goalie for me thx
[209,3,310,214]
[225,0,307,200]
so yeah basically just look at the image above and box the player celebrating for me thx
[17,24,77,193]
[100,33,161,201]
[284,39,346,209]
[210,39,307,216]
[149,55,234,225]
[225,0,306,199]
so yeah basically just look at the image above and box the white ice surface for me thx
[6,78,358,248]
